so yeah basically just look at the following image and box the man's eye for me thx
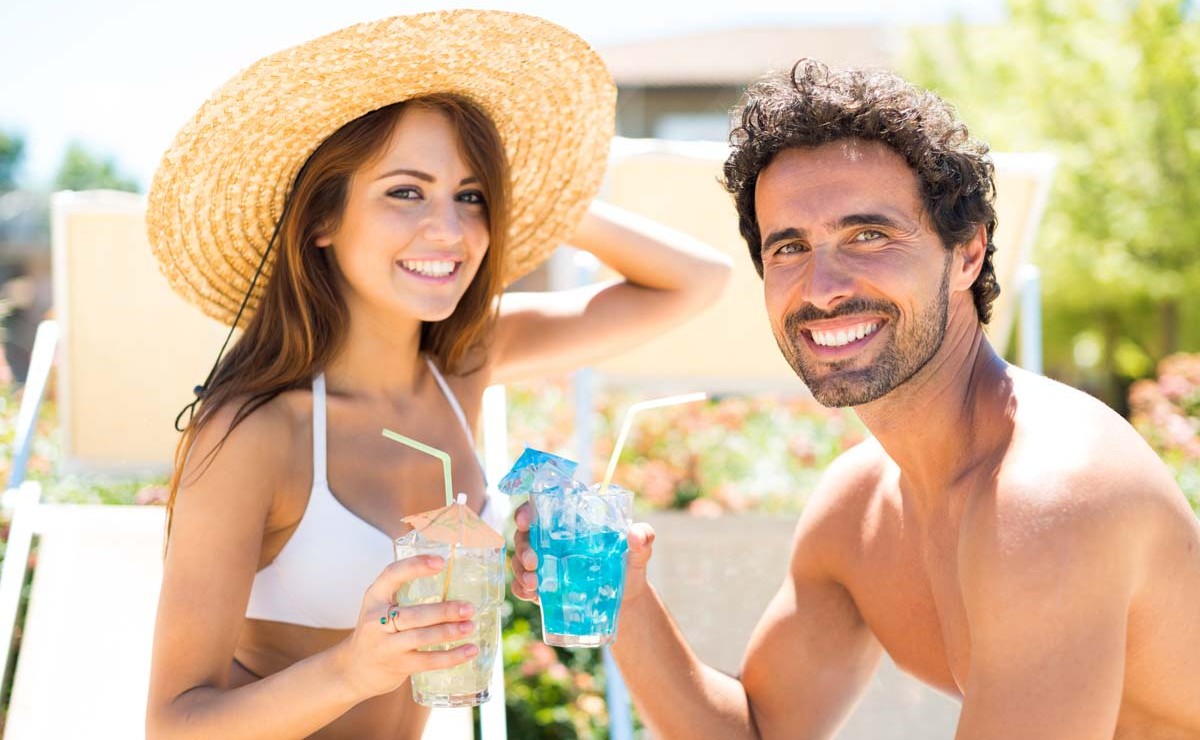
[776,242,806,255]
[854,229,885,241]
[387,187,421,200]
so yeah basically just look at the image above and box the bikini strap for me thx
[424,357,474,444]
[312,374,328,487]
[424,356,488,483]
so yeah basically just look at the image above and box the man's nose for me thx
[799,248,855,312]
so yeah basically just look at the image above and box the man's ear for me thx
[951,225,987,292]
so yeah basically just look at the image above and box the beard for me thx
[775,254,952,408]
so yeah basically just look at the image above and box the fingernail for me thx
[459,603,474,618]
[523,553,536,568]
[427,556,445,568]
[460,620,475,633]
[524,573,537,588]
[465,644,479,656]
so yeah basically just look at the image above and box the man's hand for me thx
[510,501,657,606]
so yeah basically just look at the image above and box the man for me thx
[512,60,1200,739]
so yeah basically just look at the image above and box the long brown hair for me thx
[166,94,510,535]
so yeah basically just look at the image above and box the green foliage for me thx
[0,383,57,489]
[906,0,1200,407]
[53,141,140,193]
[501,585,613,739]
[0,132,24,192]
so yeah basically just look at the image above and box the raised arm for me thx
[146,403,475,740]
[489,199,732,383]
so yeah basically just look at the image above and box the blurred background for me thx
[0,0,1196,738]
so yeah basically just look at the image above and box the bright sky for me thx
[0,0,1001,188]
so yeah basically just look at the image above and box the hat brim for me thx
[147,10,615,327]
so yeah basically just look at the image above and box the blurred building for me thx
[602,25,900,140]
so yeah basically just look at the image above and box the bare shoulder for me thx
[174,389,310,531]
[791,437,896,572]
[961,367,1191,590]
[1000,367,1186,519]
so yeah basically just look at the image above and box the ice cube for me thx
[581,483,634,533]
[394,526,431,549]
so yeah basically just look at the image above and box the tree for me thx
[53,141,140,193]
[907,0,1200,410]
[0,131,24,192]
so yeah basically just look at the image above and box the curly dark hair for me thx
[724,59,1000,323]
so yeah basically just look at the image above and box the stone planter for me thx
[640,510,960,740]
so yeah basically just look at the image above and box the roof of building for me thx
[599,25,901,87]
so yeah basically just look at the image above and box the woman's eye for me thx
[457,190,486,206]
[387,187,421,200]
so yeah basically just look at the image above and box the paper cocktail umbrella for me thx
[383,427,504,601]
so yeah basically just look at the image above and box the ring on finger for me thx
[380,605,400,633]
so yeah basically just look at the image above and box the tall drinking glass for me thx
[529,484,633,647]
[393,534,505,707]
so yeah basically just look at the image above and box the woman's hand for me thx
[332,555,478,700]
[510,501,657,608]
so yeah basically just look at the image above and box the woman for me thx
[144,10,730,740]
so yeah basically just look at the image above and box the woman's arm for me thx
[489,199,733,383]
[146,402,475,740]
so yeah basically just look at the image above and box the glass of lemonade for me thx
[529,484,633,648]
[393,533,505,707]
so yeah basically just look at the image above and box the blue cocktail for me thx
[529,488,632,647]
[499,448,633,648]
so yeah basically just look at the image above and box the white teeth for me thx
[811,321,880,348]
[401,259,456,277]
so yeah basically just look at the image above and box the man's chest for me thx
[843,510,974,696]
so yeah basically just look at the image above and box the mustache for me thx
[783,297,900,335]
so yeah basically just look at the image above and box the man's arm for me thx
[954,475,1146,740]
[513,445,887,740]
[610,532,882,740]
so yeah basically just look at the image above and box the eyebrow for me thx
[838,213,905,231]
[760,213,907,251]
[375,168,479,186]
[761,226,806,251]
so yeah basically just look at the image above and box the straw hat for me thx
[146,10,616,328]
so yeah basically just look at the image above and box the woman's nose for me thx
[422,198,465,244]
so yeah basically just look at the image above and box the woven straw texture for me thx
[146,10,615,327]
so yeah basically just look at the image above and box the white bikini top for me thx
[244,358,501,629]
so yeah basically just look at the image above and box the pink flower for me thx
[136,485,169,505]
[688,498,724,518]
[577,694,606,717]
